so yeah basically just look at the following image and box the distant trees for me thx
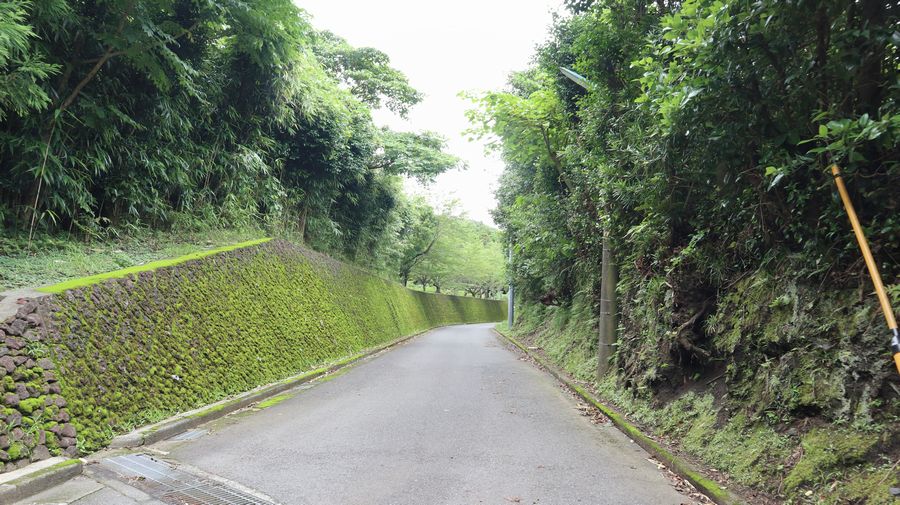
[395,197,440,287]
[406,213,505,297]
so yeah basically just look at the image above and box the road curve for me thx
[165,323,691,505]
[18,323,694,505]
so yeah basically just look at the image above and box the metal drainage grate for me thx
[100,453,278,505]
[170,429,208,441]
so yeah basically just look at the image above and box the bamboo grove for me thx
[0,0,465,268]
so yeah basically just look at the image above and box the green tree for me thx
[312,30,422,117]
[371,128,462,183]
[0,0,59,121]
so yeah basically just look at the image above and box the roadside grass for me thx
[0,228,266,291]
[39,238,272,293]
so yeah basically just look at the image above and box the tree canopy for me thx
[472,0,899,309]
[0,0,507,294]
[0,0,461,276]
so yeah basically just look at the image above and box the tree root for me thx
[674,300,711,358]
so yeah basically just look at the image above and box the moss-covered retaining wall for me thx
[0,239,505,470]
[0,301,77,472]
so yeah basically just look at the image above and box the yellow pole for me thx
[830,164,900,375]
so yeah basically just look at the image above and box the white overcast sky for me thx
[297,0,564,225]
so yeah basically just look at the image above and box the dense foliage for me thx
[472,0,899,501]
[0,0,459,269]
[473,0,898,306]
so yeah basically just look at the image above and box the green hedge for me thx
[41,239,505,451]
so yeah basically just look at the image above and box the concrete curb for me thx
[0,458,83,503]
[110,324,454,449]
[492,327,742,505]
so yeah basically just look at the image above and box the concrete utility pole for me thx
[508,245,515,328]
[559,67,618,379]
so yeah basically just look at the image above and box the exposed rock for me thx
[0,435,8,449]
[58,437,76,449]
[48,383,61,394]
[29,445,50,462]
[5,411,21,427]
[54,410,70,422]
[63,446,78,457]
[59,424,76,438]
[2,393,19,407]
[0,450,8,462]
[4,336,24,350]
[15,301,37,319]
[24,313,43,327]
[6,319,26,337]
[0,356,15,373]
[37,358,54,370]
[15,383,29,400]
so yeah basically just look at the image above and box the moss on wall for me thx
[0,300,77,473]
[22,239,504,456]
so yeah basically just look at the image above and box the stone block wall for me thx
[0,299,77,471]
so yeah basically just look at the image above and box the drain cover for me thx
[99,454,278,505]
[170,429,208,441]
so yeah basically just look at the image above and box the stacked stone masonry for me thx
[0,239,505,473]
[0,299,78,471]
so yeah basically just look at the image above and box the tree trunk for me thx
[297,202,309,242]
[597,227,618,378]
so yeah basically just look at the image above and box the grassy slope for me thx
[38,238,272,293]
[0,229,267,291]
[40,239,505,452]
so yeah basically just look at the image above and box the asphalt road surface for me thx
[18,323,695,505]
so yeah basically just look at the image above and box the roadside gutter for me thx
[492,327,742,505]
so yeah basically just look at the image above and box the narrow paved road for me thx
[19,323,693,505]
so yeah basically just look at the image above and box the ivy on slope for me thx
[39,239,505,452]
